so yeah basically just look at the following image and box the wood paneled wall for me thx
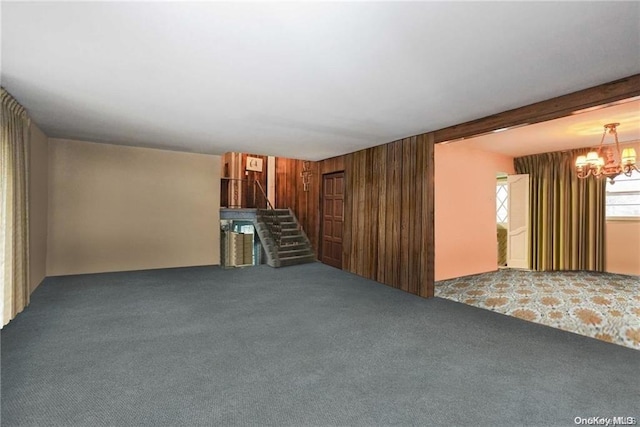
[344,134,434,297]
[318,156,345,176]
[275,158,320,250]
[241,153,268,205]
[221,152,269,208]
[276,134,435,298]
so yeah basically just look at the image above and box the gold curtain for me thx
[514,149,605,272]
[1,87,31,327]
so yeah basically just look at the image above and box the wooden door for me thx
[322,172,345,268]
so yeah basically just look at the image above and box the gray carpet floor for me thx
[2,263,639,426]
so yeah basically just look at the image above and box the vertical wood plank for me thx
[352,153,362,275]
[350,152,359,275]
[385,143,394,287]
[420,133,435,298]
[367,148,378,280]
[364,150,373,278]
[407,136,418,294]
[311,162,320,254]
[391,140,402,288]
[414,134,425,290]
[399,138,411,292]
[356,151,366,276]
[342,154,353,271]
[376,144,387,283]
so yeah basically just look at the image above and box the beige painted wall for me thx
[47,139,220,276]
[435,143,515,281]
[605,141,640,276]
[29,122,49,292]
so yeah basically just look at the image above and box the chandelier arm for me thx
[613,126,622,159]
[623,164,639,176]
[576,160,591,178]
[596,127,607,156]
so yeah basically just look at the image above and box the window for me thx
[496,181,508,224]
[606,172,640,218]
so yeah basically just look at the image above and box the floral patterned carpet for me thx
[435,269,640,350]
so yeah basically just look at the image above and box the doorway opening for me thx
[496,173,508,268]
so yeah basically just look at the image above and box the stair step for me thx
[280,228,301,237]
[277,254,316,267]
[278,248,313,257]
[260,216,293,223]
[257,208,290,215]
[280,222,298,229]
[277,241,308,250]
[280,235,305,243]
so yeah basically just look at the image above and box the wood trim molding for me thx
[433,73,640,144]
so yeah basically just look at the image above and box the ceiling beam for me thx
[433,73,640,144]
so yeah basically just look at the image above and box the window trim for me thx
[606,216,640,222]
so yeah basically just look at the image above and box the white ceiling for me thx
[453,98,640,157]
[2,2,639,160]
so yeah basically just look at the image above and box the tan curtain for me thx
[514,149,605,272]
[1,87,31,327]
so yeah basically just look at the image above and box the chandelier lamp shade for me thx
[575,123,638,183]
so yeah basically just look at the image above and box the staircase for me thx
[255,208,316,267]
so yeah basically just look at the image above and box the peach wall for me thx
[606,220,640,276]
[435,143,514,281]
[605,141,640,276]
[47,139,221,276]
[29,122,48,292]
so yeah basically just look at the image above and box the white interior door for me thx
[507,174,529,269]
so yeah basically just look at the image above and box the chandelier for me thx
[575,123,638,183]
